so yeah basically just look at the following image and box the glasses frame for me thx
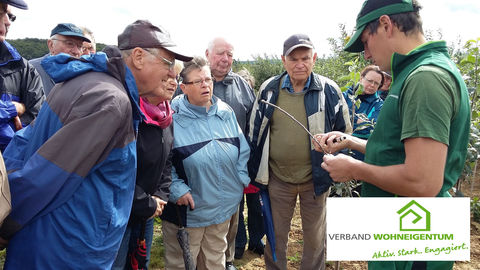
[7,13,15,22]
[0,10,16,22]
[144,48,175,70]
[183,77,213,87]
[363,77,381,88]
[51,38,84,51]
[82,45,95,54]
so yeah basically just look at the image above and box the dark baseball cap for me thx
[283,34,314,56]
[344,0,415,52]
[1,0,28,10]
[50,23,91,42]
[118,20,193,62]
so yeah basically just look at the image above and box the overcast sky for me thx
[6,0,480,60]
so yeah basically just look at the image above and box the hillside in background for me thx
[6,38,107,60]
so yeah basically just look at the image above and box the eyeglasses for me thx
[0,11,15,22]
[144,49,175,70]
[51,38,83,51]
[82,45,95,53]
[183,77,213,87]
[7,13,15,22]
[363,78,381,88]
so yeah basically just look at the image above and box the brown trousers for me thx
[265,173,328,270]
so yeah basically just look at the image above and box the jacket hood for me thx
[41,52,109,83]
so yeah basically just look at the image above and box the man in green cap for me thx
[314,0,470,269]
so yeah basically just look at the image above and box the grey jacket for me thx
[212,70,256,134]
[29,54,55,96]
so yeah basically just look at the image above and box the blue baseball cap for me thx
[50,23,91,42]
[1,0,28,10]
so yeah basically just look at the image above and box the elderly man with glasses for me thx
[29,22,91,96]
[0,19,191,269]
[0,0,44,153]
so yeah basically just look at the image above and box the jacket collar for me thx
[391,41,448,80]
[213,69,234,85]
[172,94,230,128]
[0,41,22,67]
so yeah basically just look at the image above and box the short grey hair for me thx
[120,47,160,60]
[180,56,209,83]
[207,37,234,54]
[80,27,95,44]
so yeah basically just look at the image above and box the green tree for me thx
[457,38,480,191]
[7,38,49,60]
[233,54,284,93]
[315,24,368,90]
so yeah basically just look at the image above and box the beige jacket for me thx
[0,153,11,226]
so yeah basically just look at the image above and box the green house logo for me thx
[397,200,430,231]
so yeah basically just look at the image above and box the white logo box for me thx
[326,197,470,261]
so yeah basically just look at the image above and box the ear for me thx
[281,55,286,66]
[180,83,188,94]
[378,15,394,37]
[313,52,318,63]
[47,39,55,54]
[205,49,209,59]
[130,47,146,69]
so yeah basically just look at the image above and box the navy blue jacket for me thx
[248,71,351,195]
[343,86,383,139]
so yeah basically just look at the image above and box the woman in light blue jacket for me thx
[160,56,250,270]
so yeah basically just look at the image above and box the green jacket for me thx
[363,41,470,269]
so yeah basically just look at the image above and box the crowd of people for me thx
[0,0,471,270]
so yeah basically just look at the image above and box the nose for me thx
[2,13,11,27]
[169,78,178,88]
[363,48,372,61]
[220,52,230,61]
[72,46,83,57]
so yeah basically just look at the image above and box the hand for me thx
[12,101,25,116]
[176,192,195,210]
[321,153,358,182]
[12,116,22,131]
[151,196,167,217]
[313,132,350,154]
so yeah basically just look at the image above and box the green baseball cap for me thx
[344,0,415,52]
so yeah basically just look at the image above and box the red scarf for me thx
[139,97,173,129]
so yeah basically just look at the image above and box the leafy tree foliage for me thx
[233,24,369,93]
[7,38,108,60]
[7,38,49,60]
[233,54,284,93]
